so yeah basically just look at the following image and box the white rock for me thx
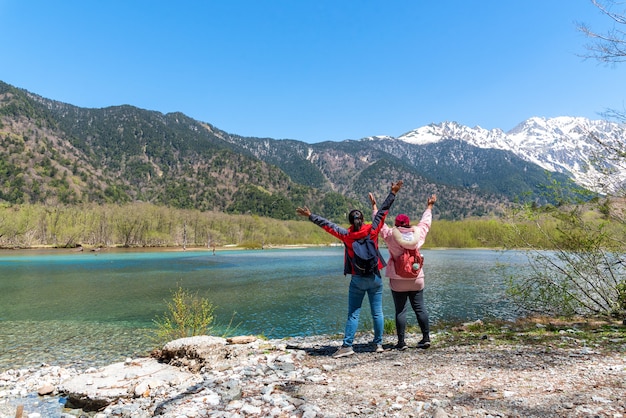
[240,403,262,415]
[191,390,220,406]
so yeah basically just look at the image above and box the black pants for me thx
[392,289,429,343]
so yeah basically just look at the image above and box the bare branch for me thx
[591,0,626,25]
[578,0,626,63]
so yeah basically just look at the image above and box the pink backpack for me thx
[392,247,424,278]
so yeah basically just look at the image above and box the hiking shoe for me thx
[332,346,354,358]
[395,343,409,351]
[375,344,384,353]
[417,339,431,349]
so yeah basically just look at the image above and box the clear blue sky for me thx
[1,1,624,143]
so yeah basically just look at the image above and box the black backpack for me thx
[351,233,386,276]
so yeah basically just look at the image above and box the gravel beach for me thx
[0,320,624,418]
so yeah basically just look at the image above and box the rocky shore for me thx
[0,328,624,418]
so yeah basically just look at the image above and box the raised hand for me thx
[296,206,311,217]
[391,180,403,194]
[368,192,376,207]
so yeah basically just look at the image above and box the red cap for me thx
[395,214,410,227]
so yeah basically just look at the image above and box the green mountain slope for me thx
[1,80,584,221]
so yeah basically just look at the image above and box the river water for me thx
[0,247,527,370]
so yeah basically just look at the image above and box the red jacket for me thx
[307,191,397,275]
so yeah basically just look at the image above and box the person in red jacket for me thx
[296,181,403,358]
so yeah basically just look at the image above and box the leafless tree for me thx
[576,0,626,200]
[578,0,626,64]
[505,1,626,320]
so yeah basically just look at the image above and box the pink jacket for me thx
[377,208,432,292]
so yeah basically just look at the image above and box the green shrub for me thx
[153,285,216,344]
[383,318,395,335]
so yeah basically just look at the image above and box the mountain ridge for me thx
[386,117,626,191]
[0,80,614,222]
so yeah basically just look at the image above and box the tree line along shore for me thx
[2,201,622,250]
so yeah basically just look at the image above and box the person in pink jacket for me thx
[370,193,437,350]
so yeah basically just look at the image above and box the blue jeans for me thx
[343,273,384,347]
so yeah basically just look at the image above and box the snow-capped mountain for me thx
[388,117,626,193]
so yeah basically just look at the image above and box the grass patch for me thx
[429,316,626,353]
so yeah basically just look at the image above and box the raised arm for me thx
[368,192,378,220]
[296,205,349,239]
[371,181,403,232]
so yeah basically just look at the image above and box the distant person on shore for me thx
[296,181,403,358]
[370,192,436,350]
